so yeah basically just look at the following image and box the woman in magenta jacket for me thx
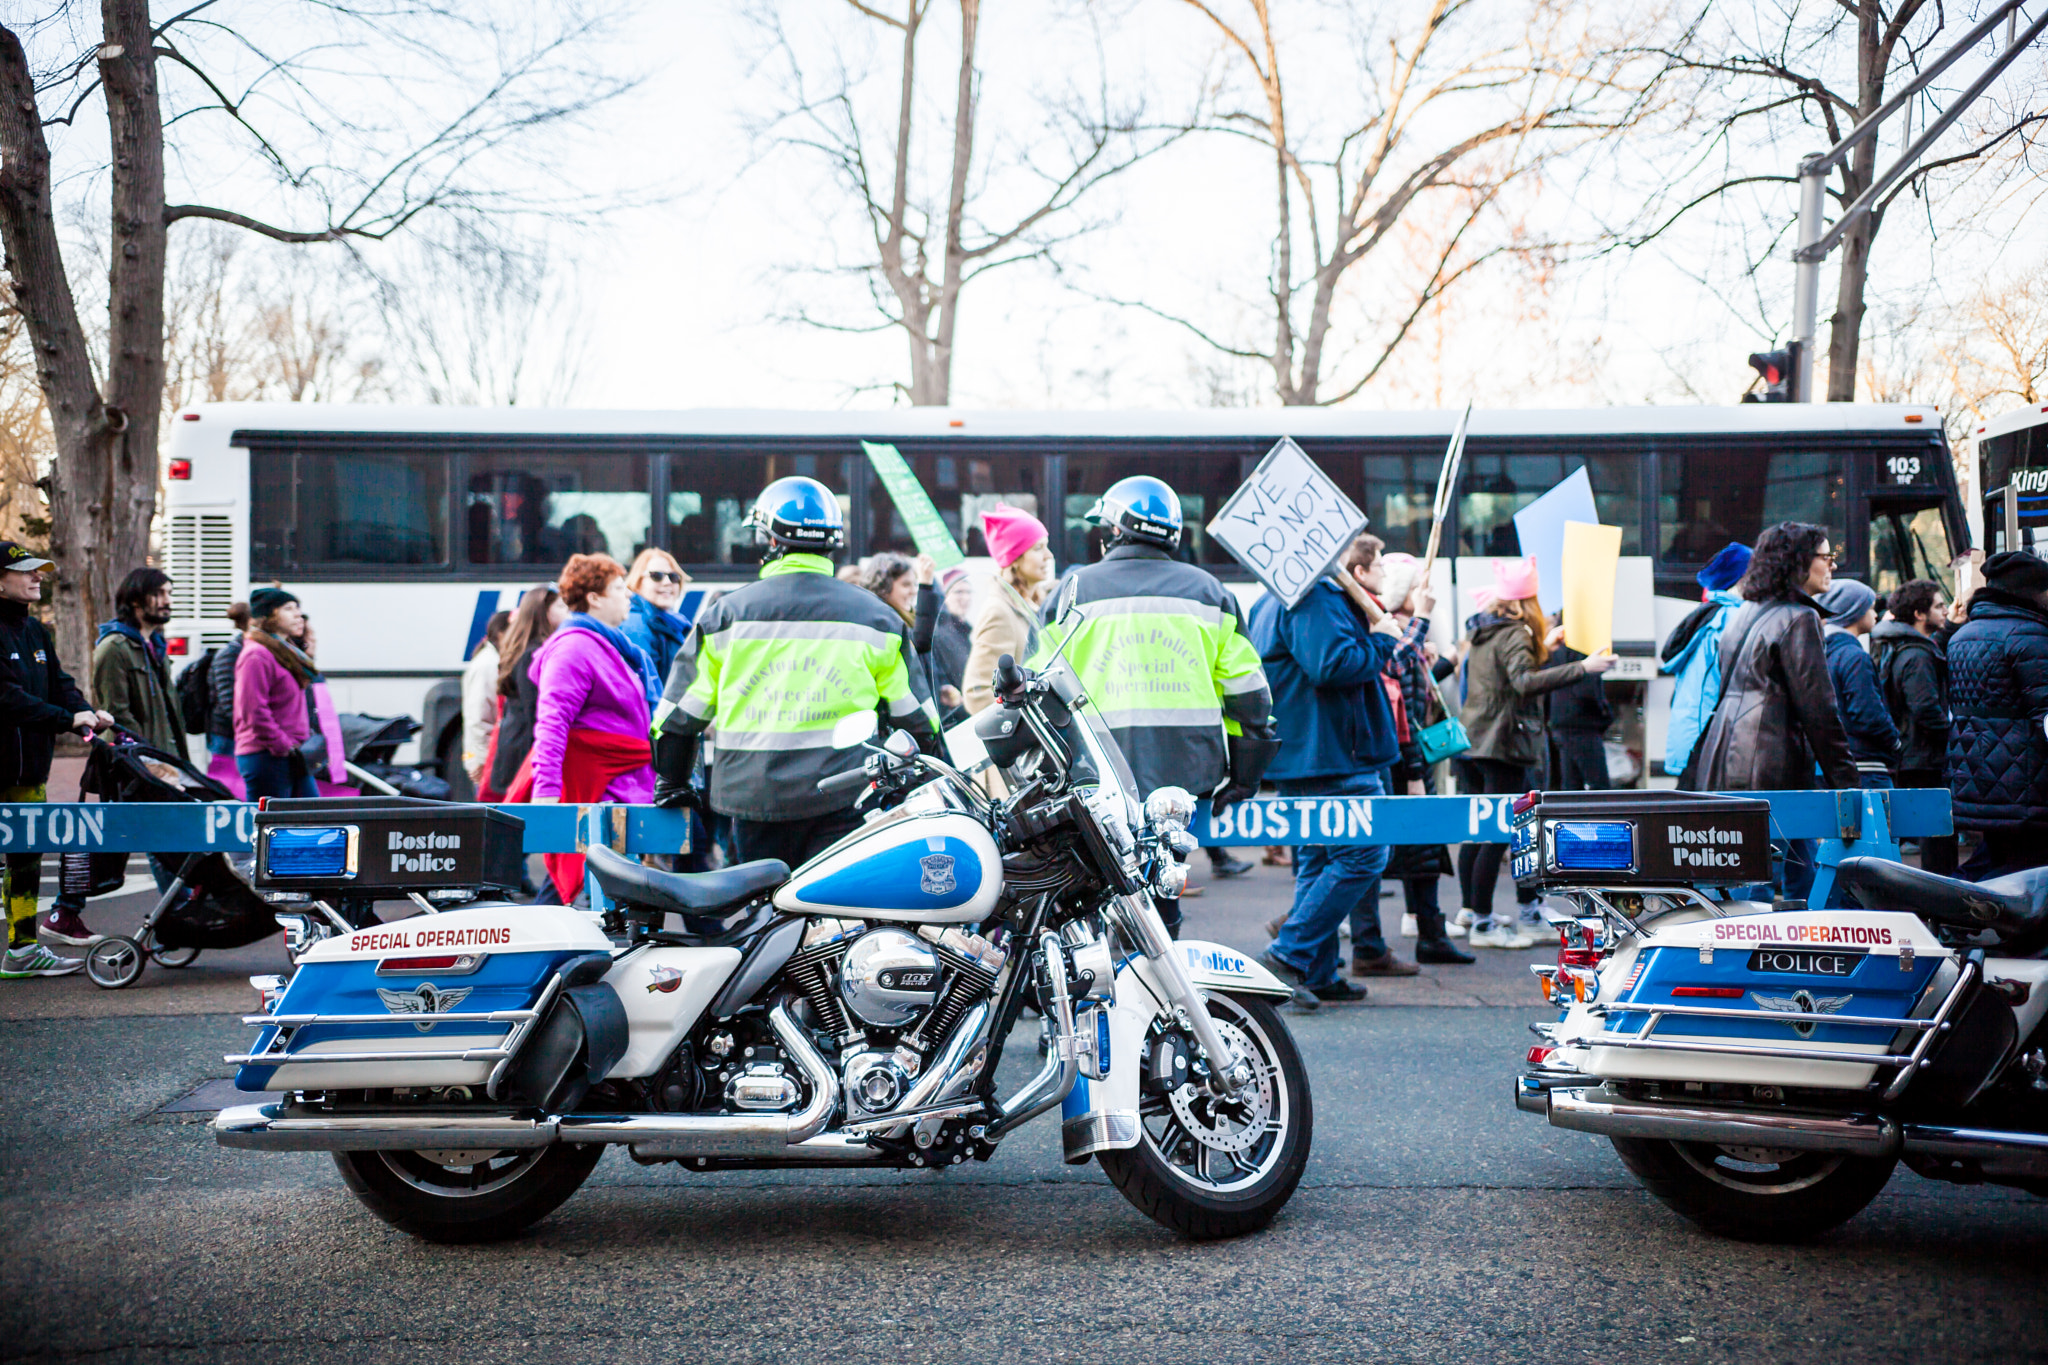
[516,554,660,900]
[233,586,319,800]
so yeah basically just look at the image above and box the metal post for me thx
[1791,158,1829,402]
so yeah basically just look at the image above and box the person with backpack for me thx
[1870,578,1956,875]
[1660,542,1749,784]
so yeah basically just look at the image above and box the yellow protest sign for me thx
[1561,520,1622,656]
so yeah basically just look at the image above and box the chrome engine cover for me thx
[840,928,942,1028]
[842,1051,911,1115]
[725,1062,800,1112]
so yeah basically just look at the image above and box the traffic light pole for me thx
[1788,0,2045,401]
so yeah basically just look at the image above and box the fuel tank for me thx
[774,811,1002,923]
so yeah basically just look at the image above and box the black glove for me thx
[1212,730,1280,810]
[652,779,704,814]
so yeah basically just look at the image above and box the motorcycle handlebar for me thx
[816,767,872,795]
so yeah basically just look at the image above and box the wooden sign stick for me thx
[1419,401,1473,585]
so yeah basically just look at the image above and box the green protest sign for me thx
[860,441,965,569]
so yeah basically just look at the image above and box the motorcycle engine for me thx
[841,928,943,1027]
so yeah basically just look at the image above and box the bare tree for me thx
[756,1,1192,405]
[0,2,630,672]
[1122,0,1664,407]
[0,284,53,549]
[1635,0,2048,401]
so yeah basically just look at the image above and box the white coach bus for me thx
[159,402,1966,791]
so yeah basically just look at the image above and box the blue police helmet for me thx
[1085,475,1182,549]
[751,476,846,552]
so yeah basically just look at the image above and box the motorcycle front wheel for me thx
[334,1143,603,1243]
[1098,992,1312,1239]
[1610,1136,1895,1241]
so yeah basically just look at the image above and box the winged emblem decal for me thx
[377,982,474,1032]
[1751,989,1853,1038]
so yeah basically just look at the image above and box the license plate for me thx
[1747,947,1865,977]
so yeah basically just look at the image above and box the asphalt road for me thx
[2,861,2044,1363]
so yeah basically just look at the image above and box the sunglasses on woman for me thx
[645,571,685,584]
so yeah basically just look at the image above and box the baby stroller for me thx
[72,733,277,989]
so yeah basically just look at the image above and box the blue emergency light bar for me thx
[1551,821,1635,872]
[264,825,357,879]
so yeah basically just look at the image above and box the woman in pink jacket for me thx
[233,587,321,800]
[514,553,660,901]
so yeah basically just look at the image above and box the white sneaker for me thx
[1,944,84,978]
[1446,908,1476,940]
[1468,919,1536,950]
[1400,912,1418,938]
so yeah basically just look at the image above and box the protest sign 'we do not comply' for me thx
[1205,437,1370,608]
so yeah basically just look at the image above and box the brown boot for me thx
[1352,951,1421,978]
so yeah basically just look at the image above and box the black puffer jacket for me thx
[1945,590,2048,831]
[0,600,92,788]
[1870,619,1949,773]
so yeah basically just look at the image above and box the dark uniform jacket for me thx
[1870,619,1950,773]
[1945,590,2048,831]
[1693,595,1857,791]
[0,600,91,789]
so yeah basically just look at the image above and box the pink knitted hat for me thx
[980,503,1048,568]
[1473,557,1539,612]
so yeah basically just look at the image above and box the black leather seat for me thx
[584,844,789,923]
[1835,856,2048,953]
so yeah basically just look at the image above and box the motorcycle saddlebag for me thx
[1584,910,1956,1090]
[1512,789,1772,890]
[233,903,613,1093]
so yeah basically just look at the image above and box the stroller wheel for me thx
[85,936,146,989]
[154,946,200,968]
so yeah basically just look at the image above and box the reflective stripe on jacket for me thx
[1041,545,1272,795]
[658,554,932,821]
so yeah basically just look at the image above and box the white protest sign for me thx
[1205,437,1369,608]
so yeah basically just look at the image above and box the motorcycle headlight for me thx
[1144,785,1197,832]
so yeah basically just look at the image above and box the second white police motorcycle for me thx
[214,633,1309,1242]
[1514,788,2048,1240]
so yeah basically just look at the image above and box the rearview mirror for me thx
[1055,574,1081,626]
[830,710,879,749]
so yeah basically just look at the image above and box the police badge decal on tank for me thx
[774,812,1002,923]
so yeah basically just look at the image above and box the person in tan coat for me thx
[963,504,1054,714]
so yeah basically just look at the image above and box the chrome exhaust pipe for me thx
[213,1107,557,1152]
[1547,1086,1901,1158]
[559,1002,839,1157]
[1902,1124,2048,1177]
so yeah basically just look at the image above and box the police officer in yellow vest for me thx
[1044,476,1277,936]
[652,477,940,869]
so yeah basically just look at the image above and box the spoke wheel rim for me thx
[1138,995,1288,1195]
[1675,1141,1847,1194]
[86,938,142,984]
[376,1148,540,1198]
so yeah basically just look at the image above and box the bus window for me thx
[1290,442,1443,557]
[466,450,649,568]
[860,449,1040,560]
[1455,452,1642,559]
[1063,452,1245,566]
[251,446,450,571]
[1658,443,1844,568]
[1870,504,1954,596]
[668,449,853,568]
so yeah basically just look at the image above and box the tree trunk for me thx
[1826,0,1884,403]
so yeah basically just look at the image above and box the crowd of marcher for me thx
[6,487,2048,988]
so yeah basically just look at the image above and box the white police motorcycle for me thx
[214,627,1309,1243]
[1513,789,2048,1240]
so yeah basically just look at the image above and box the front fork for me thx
[1114,893,1252,1097]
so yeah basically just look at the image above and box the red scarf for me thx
[506,728,652,903]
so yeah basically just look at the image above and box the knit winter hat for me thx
[980,504,1048,569]
[1817,579,1877,627]
[1474,557,1539,612]
[249,586,299,618]
[1984,550,2048,597]
[1377,552,1422,611]
[1697,542,1752,593]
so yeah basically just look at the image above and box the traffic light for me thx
[1744,349,1792,403]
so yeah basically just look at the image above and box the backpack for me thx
[176,648,217,734]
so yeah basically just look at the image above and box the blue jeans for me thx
[206,733,234,756]
[238,752,318,801]
[1268,770,1390,989]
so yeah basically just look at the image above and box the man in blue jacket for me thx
[1816,580,1900,788]
[1251,532,1429,1005]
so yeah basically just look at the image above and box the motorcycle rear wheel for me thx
[1098,992,1311,1239]
[334,1143,603,1243]
[1610,1136,1895,1241]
